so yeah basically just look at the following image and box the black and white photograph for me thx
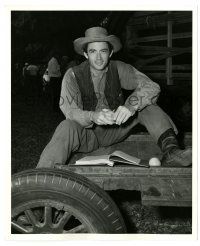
[4,0,198,241]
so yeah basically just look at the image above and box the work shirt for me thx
[60,60,160,127]
[48,57,61,78]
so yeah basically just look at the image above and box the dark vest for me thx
[72,60,124,111]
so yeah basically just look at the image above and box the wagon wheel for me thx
[11,168,127,234]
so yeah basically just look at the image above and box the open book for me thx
[75,150,149,167]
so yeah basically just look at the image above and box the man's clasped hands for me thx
[90,106,134,126]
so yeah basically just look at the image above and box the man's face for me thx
[84,42,113,71]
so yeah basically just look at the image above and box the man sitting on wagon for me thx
[36,27,192,168]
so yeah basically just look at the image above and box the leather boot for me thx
[158,128,192,167]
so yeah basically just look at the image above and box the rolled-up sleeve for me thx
[60,68,93,127]
[116,61,160,113]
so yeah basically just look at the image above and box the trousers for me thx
[37,105,177,168]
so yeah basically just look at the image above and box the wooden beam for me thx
[146,72,192,79]
[57,165,192,207]
[127,45,192,55]
[172,64,192,70]
[127,18,192,31]
[142,64,192,71]
[135,49,191,68]
[167,12,173,85]
[136,32,192,43]
[173,73,192,78]
[170,77,192,81]
[128,11,192,30]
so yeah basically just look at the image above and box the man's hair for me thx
[83,42,113,54]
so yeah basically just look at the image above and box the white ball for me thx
[149,157,161,167]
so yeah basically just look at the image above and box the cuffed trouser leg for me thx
[36,119,99,168]
[137,104,178,142]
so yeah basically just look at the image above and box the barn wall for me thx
[123,11,192,86]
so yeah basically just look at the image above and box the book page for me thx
[109,150,141,164]
[75,155,114,166]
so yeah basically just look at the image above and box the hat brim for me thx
[74,35,122,56]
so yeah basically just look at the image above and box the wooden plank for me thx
[136,32,192,43]
[128,45,192,55]
[127,18,192,31]
[129,11,192,24]
[129,12,192,25]
[146,72,192,79]
[55,165,192,207]
[128,12,192,30]
[172,73,192,78]
[170,77,192,81]
[172,64,192,70]
[141,177,192,207]
[58,165,192,177]
[142,65,167,71]
[135,49,191,67]
[167,11,173,85]
[142,64,192,71]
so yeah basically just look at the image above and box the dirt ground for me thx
[11,84,192,234]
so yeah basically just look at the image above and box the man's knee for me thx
[138,104,165,120]
[137,104,177,138]
[137,104,168,128]
[57,119,82,132]
[53,119,83,141]
[141,104,161,113]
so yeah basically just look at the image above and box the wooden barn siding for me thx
[124,11,192,85]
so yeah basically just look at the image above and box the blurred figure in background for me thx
[42,67,50,91]
[26,63,40,104]
[22,62,29,87]
[48,52,62,112]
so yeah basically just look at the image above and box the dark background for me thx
[11,11,128,63]
[11,11,192,133]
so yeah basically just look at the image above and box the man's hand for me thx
[113,106,134,125]
[90,109,115,125]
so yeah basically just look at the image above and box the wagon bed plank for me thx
[55,165,192,207]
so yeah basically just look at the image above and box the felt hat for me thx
[73,27,122,56]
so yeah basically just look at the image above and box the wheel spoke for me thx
[55,211,72,229]
[64,224,86,233]
[24,209,38,227]
[44,206,52,226]
[11,221,32,233]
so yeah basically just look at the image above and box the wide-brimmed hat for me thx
[73,27,122,56]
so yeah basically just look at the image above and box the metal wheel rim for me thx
[12,199,96,234]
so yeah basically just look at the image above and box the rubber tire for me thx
[12,168,127,233]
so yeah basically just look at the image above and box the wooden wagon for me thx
[11,133,192,233]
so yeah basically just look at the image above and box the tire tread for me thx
[12,168,127,233]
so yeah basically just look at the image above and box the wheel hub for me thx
[12,200,90,234]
